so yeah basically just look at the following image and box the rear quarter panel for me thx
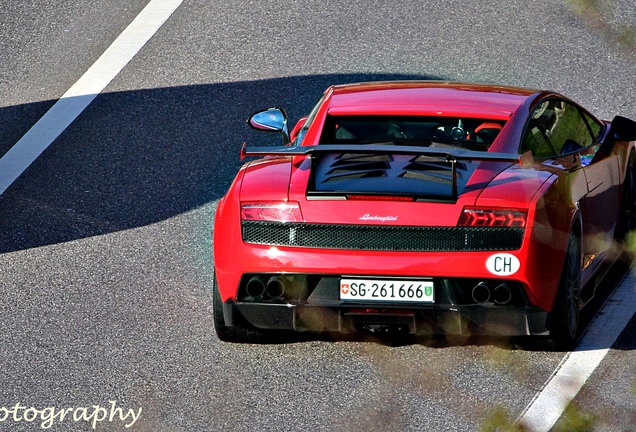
[213,165,247,301]
[526,165,587,310]
[476,163,587,311]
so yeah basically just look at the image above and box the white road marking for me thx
[518,267,636,431]
[0,0,183,196]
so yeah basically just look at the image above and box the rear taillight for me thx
[241,202,303,222]
[458,208,526,228]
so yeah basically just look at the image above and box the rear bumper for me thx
[223,301,549,337]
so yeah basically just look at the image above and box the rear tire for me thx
[550,233,581,350]
[213,273,265,343]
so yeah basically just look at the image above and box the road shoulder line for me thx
[0,0,184,196]
[518,266,636,431]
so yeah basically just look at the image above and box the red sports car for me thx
[212,81,636,347]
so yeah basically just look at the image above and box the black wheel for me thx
[550,233,581,349]
[618,152,636,240]
[213,273,265,343]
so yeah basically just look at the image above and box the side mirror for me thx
[247,108,290,144]
[609,116,636,141]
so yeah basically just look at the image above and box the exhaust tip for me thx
[472,282,491,304]
[245,276,266,298]
[266,276,285,299]
[493,283,512,305]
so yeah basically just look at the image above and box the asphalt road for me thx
[0,0,635,430]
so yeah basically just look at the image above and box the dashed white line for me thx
[518,267,636,431]
[0,0,184,196]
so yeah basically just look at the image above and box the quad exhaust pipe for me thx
[265,276,285,299]
[471,282,512,305]
[245,276,286,299]
[246,276,266,298]
[472,282,491,303]
[493,283,512,305]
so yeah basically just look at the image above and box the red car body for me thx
[213,81,636,345]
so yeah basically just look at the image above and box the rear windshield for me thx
[319,115,506,151]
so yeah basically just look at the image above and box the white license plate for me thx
[340,278,434,303]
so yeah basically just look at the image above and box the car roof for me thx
[326,81,541,120]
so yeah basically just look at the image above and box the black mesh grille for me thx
[242,221,523,251]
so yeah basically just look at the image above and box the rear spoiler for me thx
[240,143,534,168]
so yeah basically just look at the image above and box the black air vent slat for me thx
[328,161,390,173]
[406,162,452,171]
[324,170,387,182]
[402,171,453,184]
[333,154,392,164]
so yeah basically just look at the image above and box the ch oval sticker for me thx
[486,253,520,276]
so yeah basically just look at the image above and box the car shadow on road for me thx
[0,73,436,253]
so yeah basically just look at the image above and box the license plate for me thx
[340,278,434,303]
